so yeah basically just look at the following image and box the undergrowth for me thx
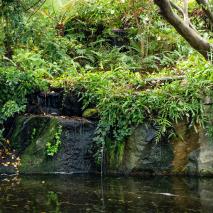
[0,66,48,142]
[52,55,213,163]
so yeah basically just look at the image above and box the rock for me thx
[197,131,213,176]
[3,104,213,176]
[27,90,85,117]
[185,149,199,175]
[171,122,200,175]
[197,104,213,176]
[62,92,83,116]
[82,108,98,120]
[27,90,63,115]
[2,115,96,174]
[104,120,213,176]
[171,118,213,176]
[105,124,173,175]
[5,116,213,176]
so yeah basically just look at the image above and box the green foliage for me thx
[47,191,61,213]
[0,0,212,165]
[35,0,187,71]
[82,108,98,118]
[31,128,37,142]
[46,125,62,156]
[0,0,190,73]
[0,66,48,141]
[54,62,209,162]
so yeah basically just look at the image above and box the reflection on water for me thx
[0,175,213,212]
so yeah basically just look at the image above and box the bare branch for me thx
[170,0,196,30]
[183,0,189,26]
[27,0,47,20]
[170,1,184,16]
[25,0,46,11]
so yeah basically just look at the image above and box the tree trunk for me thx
[154,0,212,60]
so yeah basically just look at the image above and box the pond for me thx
[0,175,213,212]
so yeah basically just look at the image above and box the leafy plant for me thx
[0,66,48,141]
[46,125,62,156]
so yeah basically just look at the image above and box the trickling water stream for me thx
[0,175,213,212]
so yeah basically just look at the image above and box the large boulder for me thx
[105,120,213,176]
[185,104,213,176]
[105,124,173,175]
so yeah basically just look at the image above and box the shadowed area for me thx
[0,175,213,212]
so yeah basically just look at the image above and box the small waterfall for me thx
[56,117,96,174]
[4,90,97,174]
[101,143,105,177]
[30,90,63,115]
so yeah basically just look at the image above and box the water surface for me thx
[0,175,213,212]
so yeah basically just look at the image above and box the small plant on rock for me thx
[46,125,62,156]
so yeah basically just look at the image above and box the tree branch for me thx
[183,0,189,26]
[25,0,46,11]
[170,0,196,30]
[154,0,212,60]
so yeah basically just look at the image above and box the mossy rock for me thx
[82,108,98,120]
[10,116,54,154]
[105,124,173,175]
[9,115,61,173]
[7,115,96,174]
[105,139,125,172]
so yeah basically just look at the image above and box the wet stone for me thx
[2,115,97,174]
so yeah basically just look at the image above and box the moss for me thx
[82,108,98,119]
[105,140,125,171]
[21,117,60,173]
[9,116,29,152]
[10,116,50,153]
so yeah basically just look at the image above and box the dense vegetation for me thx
[0,0,213,162]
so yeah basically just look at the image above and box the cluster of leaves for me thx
[0,0,192,76]
[46,125,62,156]
[20,0,187,72]
[0,65,48,141]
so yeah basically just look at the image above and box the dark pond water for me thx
[0,175,213,213]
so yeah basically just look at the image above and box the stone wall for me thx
[1,114,213,176]
[1,92,213,176]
